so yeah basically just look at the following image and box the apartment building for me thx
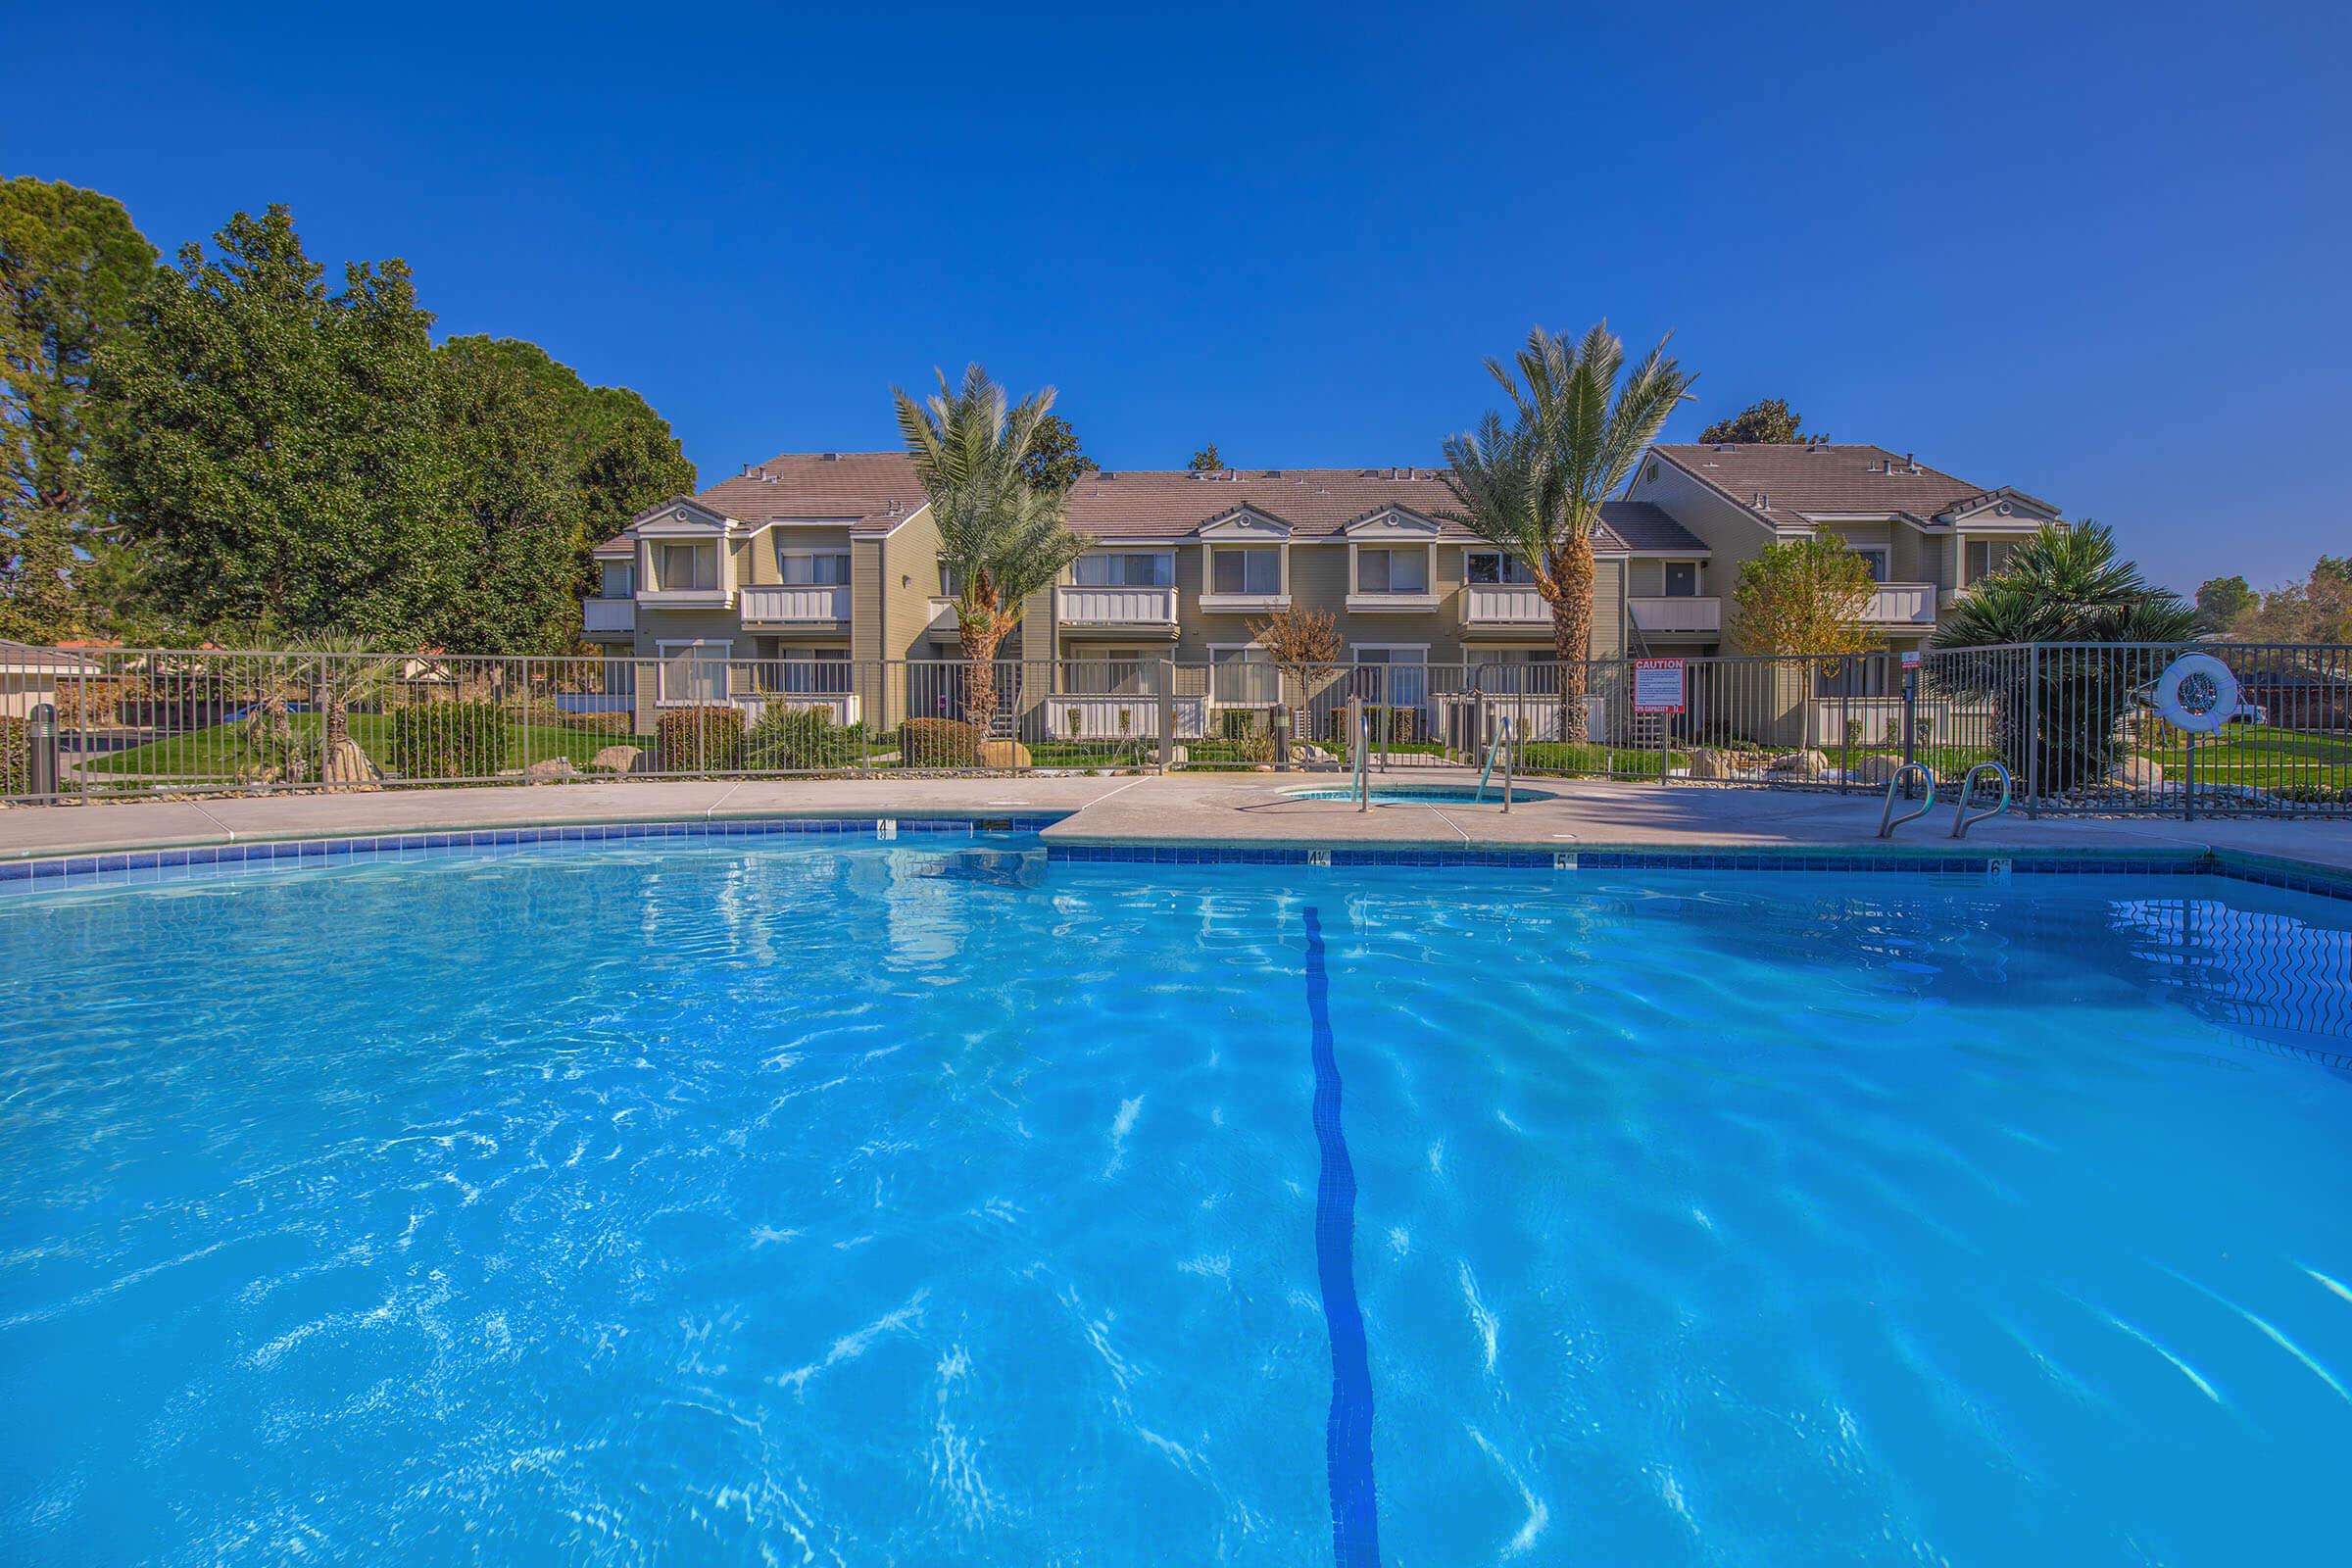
[583,440,2055,740]
[1621,440,2063,655]
[586,452,1711,733]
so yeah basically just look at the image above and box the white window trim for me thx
[1464,549,1540,586]
[641,537,730,602]
[1346,540,1439,611]
[772,546,854,586]
[1200,542,1290,610]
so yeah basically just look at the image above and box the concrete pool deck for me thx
[3,769,2347,874]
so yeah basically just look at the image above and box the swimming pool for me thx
[4,830,2349,1563]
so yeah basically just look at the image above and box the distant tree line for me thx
[0,178,695,652]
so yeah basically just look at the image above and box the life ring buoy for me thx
[2152,653,2239,734]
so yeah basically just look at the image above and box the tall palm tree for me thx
[1933,522,2195,796]
[1439,322,1693,742]
[893,364,1092,741]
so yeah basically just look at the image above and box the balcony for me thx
[739,585,851,626]
[582,598,636,636]
[927,597,959,634]
[1054,583,1178,633]
[1863,582,1937,625]
[638,586,733,611]
[1628,596,1721,635]
[1460,584,1549,628]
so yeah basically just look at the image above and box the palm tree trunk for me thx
[1547,534,1596,745]
[958,617,1005,741]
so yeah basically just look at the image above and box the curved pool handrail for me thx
[1476,715,1511,805]
[1878,763,1936,838]
[1951,761,2013,838]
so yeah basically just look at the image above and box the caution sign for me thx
[1633,659,1687,714]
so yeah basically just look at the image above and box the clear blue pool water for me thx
[3,833,2350,1565]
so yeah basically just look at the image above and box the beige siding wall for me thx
[1626,461,1779,651]
[744,525,854,587]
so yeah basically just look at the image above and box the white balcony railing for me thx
[1460,584,1549,626]
[739,585,851,624]
[1628,596,1721,634]
[928,597,959,634]
[582,598,636,634]
[1863,582,1937,624]
[1054,584,1178,628]
[1196,592,1290,615]
[1345,590,1442,614]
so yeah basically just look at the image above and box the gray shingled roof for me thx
[606,454,1709,555]
[1648,443,2056,528]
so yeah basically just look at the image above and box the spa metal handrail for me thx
[1878,763,1936,838]
[1951,761,2012,838]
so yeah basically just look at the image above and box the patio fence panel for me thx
[1,642,2342,817]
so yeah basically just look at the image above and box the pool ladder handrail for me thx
[1877,762,1936,838]
[1476,714,1515,811]
[1950,761,2012,838]
[1352,703,1370,812]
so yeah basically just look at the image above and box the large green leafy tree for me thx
[893,364,1091,739]
[1016,411,1094,494]
[96,206,459,644]
[2193,573,2254,633]
[1933,522,2196,795]
[1698,397,1819,445]
[1440,322,1694,740]
[0,178,159,641]
[435,347,585,654]
[436,336,695,619]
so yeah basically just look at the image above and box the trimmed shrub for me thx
[654,706,745,771]
[384,702,511,780]
[898,716,982,769]
[0,715,27,795]
[746,704,838,770]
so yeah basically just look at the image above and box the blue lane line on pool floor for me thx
[1301,906,1381,1568]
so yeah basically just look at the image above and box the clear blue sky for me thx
[11,2,2347,593]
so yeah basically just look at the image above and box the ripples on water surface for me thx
[2,834,2349,1565]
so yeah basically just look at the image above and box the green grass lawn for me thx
[83,712,632,779]
[1518,742,1688,777]
[1029,740,1152,768]
[2135,724,2352,786]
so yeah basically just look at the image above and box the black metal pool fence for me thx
[2,641,2344,818]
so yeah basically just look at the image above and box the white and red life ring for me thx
[2151,653,2239,734]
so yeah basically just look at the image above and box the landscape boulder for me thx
[1687,747,1733,780]
[321,738,378,789]
[591,744,644,775]
[523,758,577,783]
[2109,757,2164,789]
[1768,749,1832,779]
[1852,754,1906,785]
[975,740,1033,769]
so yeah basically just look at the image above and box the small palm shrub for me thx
[654,706,746,771]
[746,705,838,770]
[384,702,512,779]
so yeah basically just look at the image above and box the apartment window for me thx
[1210,546,1282,595]
[1071,552,1173,587]
[1465,551,1538,585]
[1850,547,1889,583]
[1663,561,1700,598]
[600,561,635,598]
[937,561,961,598]
[1210,644,1277,704]
[657,542,718,592]
[776,549,851,586]
[778,646,850,693]
[657,640,729,703]
[1965,540,2015,582]
[1355,547,1429,594]
[1352,646,1429,709]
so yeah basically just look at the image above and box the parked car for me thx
[2224,699,2271,726]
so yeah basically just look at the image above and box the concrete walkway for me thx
[5,768,2348,873]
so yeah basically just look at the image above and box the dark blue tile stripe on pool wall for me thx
[1300,906,1381,1568]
